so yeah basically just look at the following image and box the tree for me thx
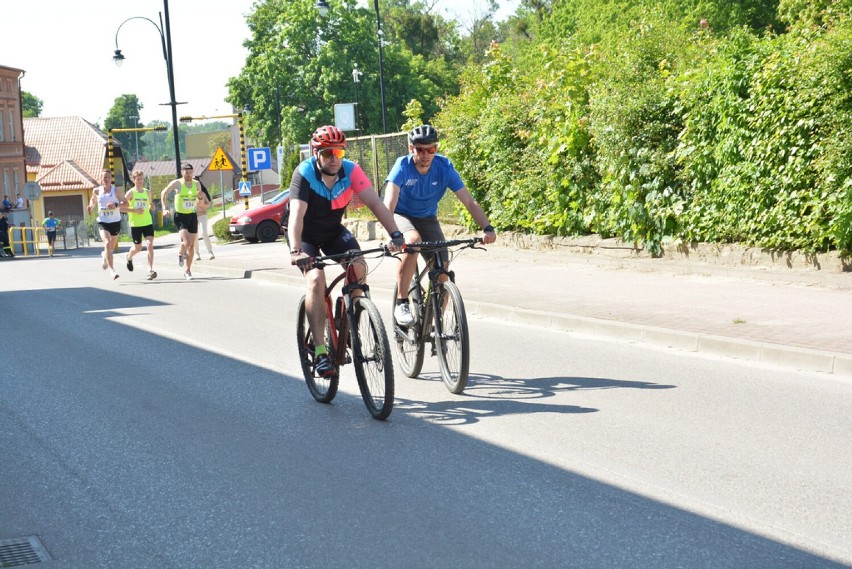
[104,95,145,162]
[227,0,459,147]
[22,91,43,118]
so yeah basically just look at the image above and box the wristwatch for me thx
[390,231,403,239]
[483,225,495,233]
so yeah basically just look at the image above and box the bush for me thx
[213,216,235,242]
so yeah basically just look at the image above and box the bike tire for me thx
[296,295,339,403]
[351,296,395,420]
[435,281,470,394]
[391,280,425,378]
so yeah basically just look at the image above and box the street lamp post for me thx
[352,63,362,135]
[315,0,387,133]
[113,0,183,178]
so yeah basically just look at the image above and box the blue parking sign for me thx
[248,147,272,171]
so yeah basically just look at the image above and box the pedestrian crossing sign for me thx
[239,181,252,196]
[209,146,234,171]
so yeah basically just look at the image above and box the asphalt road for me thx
[1,253,850,568]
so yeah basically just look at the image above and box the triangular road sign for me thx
[209,146,234,171]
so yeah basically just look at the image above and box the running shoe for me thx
[184,270,193,280]
[101,251,108,270]
[209,253,215,260]
[314,354,336,377]
[178,253,185,267]
[125,253,134,272]
[146,271,158,281]
[394,302,415,326]
[110,270,119,280]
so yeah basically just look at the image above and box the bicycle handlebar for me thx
[295,246,391,270]
[402,237,484,254]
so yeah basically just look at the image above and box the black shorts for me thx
[299,226,360,273]
[46,230,57,244]
[130,224,155,244]
[97,221,122,236]
[173,212,198,234]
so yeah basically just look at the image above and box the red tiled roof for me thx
[38,161,98,190]
[23,116,122,192]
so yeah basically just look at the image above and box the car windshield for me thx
[264,191,289,205]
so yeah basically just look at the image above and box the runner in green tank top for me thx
[160,162,201,280]
[121,169,157,280]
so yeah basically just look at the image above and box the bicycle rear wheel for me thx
[435,281,470,394]
[352,296,394,420]
[296,296,339,403]
[391,280,425,378]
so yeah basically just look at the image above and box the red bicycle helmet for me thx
[310,125,347,149]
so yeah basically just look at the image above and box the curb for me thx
[195,261,852,379]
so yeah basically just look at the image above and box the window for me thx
[13,169,20,193]
[7,110,13,142]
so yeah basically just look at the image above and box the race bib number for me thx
[135,200,148,210]
[99,207,111,217]
[183,199,196,210]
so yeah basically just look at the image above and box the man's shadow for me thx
[395,373,675,425]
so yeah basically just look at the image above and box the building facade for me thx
[0,65,26,209]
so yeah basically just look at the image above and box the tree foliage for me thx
[227,0,462,148]
[104,94,145,161]
[436,0,852,255]
[22,91,43,118]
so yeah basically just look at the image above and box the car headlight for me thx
[237,216,252,224]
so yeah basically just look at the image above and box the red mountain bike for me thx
[296,247,395,420]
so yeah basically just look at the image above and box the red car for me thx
[229,190,289,243]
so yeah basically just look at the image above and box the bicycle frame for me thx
[323,262,371,367]
[402,238,481,352]
[309,250,377,368]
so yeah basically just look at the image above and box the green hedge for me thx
[435,1,852,255]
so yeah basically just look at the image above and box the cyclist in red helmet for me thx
[288,125,405,377]
[384,125,496,326]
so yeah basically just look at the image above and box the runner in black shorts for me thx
[88,170,127,280]
[160,163,201,280]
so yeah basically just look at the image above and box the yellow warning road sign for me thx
[209,146,234,171]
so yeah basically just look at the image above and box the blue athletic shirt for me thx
[386,154,464,218]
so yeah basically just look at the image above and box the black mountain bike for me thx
[391,238,485,394]
[296,247,394,420]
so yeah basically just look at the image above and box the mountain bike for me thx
[296,247,395,420]
[391,238,485,394]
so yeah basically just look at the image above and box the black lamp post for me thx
[113,0,182,178]
[315,0,387,133]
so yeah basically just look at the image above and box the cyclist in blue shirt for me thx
[384,125,497,326]
[41,211,61,257]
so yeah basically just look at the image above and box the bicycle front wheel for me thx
[391,280,425,378]
[297,296,339,403]
[435,281,470,394]
[351,296,394,420]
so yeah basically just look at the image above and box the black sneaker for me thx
[125,253,134,272]
[314,354,336,377]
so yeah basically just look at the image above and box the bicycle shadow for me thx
[395,373,675,425]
